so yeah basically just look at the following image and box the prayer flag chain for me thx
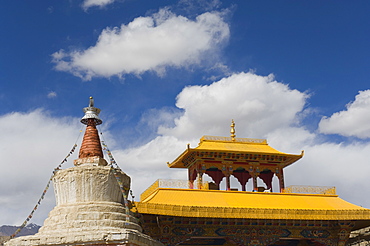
[102,140,139,223]
[102,141,118,168]
[110,168,131,222]
[10,144,77,239]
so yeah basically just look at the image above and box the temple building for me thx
[5,98,162,246]
[135,121,370,245]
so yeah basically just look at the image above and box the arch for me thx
[259,169,274,191]
[205,168,225,190]
[232,168,252,191]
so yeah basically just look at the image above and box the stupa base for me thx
[5,202,163,246]
[5,228,163,246]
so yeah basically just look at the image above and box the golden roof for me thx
[168,136,303,168]
[136,188,370,229]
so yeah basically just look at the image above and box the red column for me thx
[197,171,203,189]
[226,174,231,191]
[188,168,197,189]
[279,169,285,192]
[253,174,257,191]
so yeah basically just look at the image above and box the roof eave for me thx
[168,148,193,168]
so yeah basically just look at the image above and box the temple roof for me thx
[168,135,303,168]
[136,188,370,229]
[195,136,291,153]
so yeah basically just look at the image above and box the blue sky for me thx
[2,0,370,226]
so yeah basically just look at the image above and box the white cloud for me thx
[0,110,80,225]
[52,8,230,80]
[47,91,57,98]
[82,0,115,10]
[158,72,308,140]
[113,136,189,197]
[286,141,370,207]
[319,90,370,139]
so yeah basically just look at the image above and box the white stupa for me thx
[6,97,162,246]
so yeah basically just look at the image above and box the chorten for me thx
[6,97,162,246]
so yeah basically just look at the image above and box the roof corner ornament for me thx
[81,96,102,126]
[230,119,236,141]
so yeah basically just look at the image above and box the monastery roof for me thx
[136,188,370,230]
[168,135,303,168]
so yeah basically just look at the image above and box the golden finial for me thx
[230,119,236,141]
[89,96,94,107]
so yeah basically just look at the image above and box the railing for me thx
[201,135,267,144]
[282,185,336,195]
[141,179,209,201]
[140,180,337,201]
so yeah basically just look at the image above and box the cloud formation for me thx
[82,0,115,10]
[52,8,230,80]
[0,110,80,225]
[285,141,370,207]
[47,91,57,98]
[159,72,308,140]
[319,90,370,139]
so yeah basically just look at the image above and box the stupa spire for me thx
[78,96,103,159]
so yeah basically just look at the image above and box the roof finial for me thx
[89,96,94,107]
[230,119,236,141]
[81,96,102,125]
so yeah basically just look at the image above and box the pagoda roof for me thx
[168,135,303,169]
[136,188,370,230]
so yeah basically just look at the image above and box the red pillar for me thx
[197,171,203,189]
[188,168,197,189]
[226,174,231,191]
[279,169,285,192]
[253,174,258,191]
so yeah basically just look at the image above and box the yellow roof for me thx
[169,136,303,168]
[195,136,282,153]
[136,188,370,228]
